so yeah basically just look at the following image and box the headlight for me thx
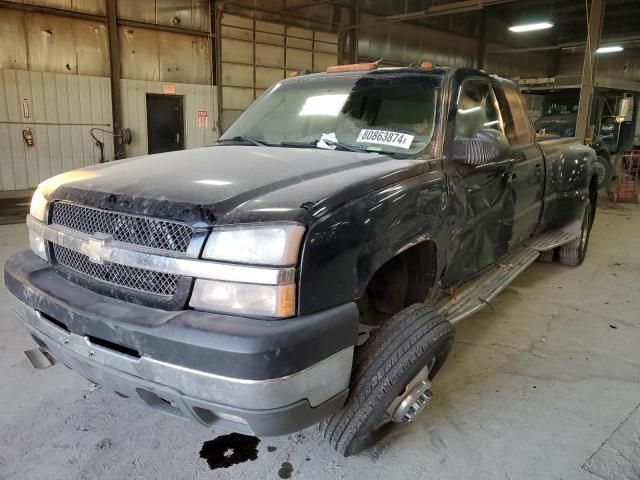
[30,188,48,222]
[202,223,305,266]
[190,280,296,318]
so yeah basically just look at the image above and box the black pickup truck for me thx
[4,65,598,456]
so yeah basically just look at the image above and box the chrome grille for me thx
[52,244,179,297]
[50,202,194,253]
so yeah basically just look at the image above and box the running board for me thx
[526,229,578,251]
[436,228,578,324]
[436,247,539,324]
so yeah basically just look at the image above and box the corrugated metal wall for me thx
[219,13,338,130]
[117,0,210,32]
[4,0,106,15]
[0,69,112,191]
[0,3,216,192]
[121,79,217,157]
[119,27,212,84]
[559,47,640,80]
[0,9,109,76]
[357,12,476,67]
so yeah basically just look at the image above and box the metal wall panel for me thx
[0,10,28,71]
[120,79,218,158]
[117,0,210,32]
[358,12,475,67]
[120,27,160,81]
[0,9,109,76]
[0,69,112,191]
[13,0,106,15]
[485,42,554,78]
[117,0,156,23]
[219,13,337,131]
[119,26,212,83]
[559,48,640,80]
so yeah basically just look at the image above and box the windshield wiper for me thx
[278,140,365,153]
[217,136,268,147]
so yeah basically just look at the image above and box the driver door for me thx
[443,77,515,285]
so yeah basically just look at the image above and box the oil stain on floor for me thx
[199,433,260,470]
[278,461,293,479]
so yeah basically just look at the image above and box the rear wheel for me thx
[593,156,612,189]
[559,201,592,266]
[537,249,555,263]
[320,304,455,456]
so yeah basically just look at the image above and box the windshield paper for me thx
[356,129,415,150]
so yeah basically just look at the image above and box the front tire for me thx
[320,304,455,456]
[559,201,592,266]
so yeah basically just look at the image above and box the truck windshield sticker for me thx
[356,129,414,149]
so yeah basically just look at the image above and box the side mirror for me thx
[453,129,509,167]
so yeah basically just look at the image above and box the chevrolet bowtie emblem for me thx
[82,233,113,265]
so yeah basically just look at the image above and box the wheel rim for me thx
[385,358,436,424]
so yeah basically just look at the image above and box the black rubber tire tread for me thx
[594,156,613,189]
[559,201,591,267]
[558,239,581,266]
[320,304,455,456]
[537,249,555,263]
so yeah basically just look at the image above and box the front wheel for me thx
[320,304,455,456]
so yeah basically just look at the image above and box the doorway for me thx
[146,94,184,154]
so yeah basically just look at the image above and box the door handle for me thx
[176,133,180,144]
[534,164,544,177]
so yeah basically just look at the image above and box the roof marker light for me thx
[508,22,554,33]
[326,63,377,73]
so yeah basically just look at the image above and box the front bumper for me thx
[5,251,358,436]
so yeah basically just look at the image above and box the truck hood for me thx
[45,146,430,226]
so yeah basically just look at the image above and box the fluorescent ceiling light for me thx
[596,45,624,53]
[509,22,554,33]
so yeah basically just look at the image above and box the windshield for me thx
[220,73,440,156]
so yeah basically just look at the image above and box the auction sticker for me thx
[356,129,414,149]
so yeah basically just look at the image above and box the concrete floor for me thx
[1,203,639,480]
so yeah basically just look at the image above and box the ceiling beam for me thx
[340,0,515,31]
[282,0,344,11]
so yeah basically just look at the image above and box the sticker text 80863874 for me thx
[356,129,415,150]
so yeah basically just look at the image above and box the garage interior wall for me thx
[219,13,338,131]
[2,0,639,193]
[0,1,216,193]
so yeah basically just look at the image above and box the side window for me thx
[455,79,502,138]
[494,85,534,147]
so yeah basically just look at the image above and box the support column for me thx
[575,0,605,144]
[476,10,486,70]
[214,1,224,135]
[106,0,125,159]
[348,2,359,63]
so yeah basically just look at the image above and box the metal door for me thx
[443,77,515,285]
[493,83,545,245]
[146,94,184,154]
